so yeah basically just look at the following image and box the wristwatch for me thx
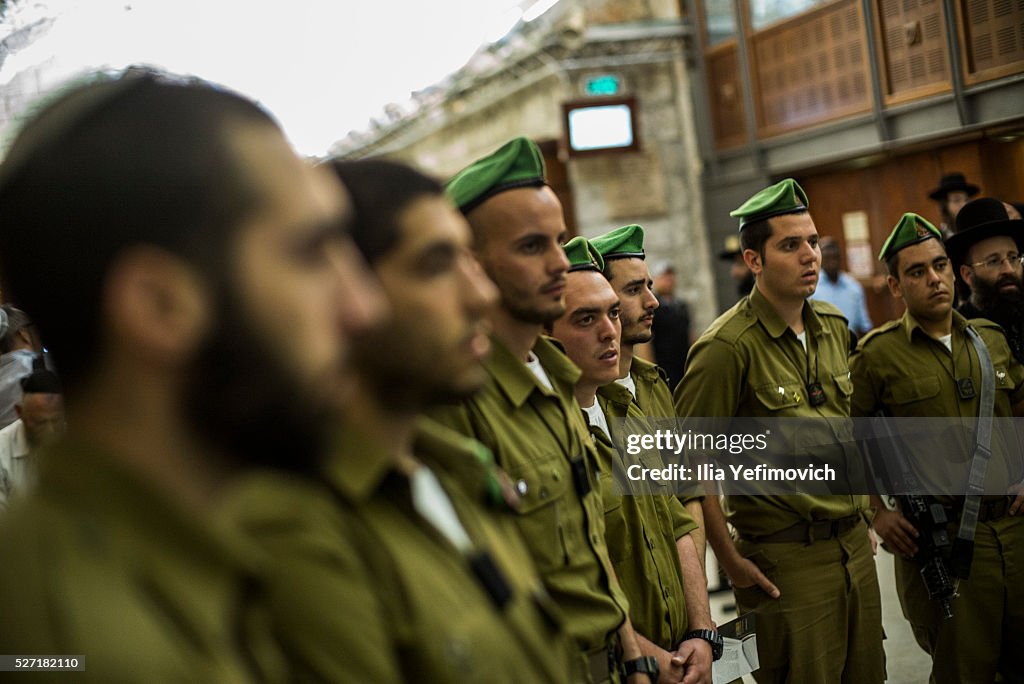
[683,629,724,661]
[622,655,659,682]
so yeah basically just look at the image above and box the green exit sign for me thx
[584,74,621,96]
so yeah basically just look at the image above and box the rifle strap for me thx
[951,326,995,578]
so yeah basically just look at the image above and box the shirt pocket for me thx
[889,374,941,407]
[753,380,804,412]
[506,452,574,571]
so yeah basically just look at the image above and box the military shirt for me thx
[225,418,573,683]
[430,335,629,651]
[0,437,286,683]
[673,286,868,536]
[589,390,692,648]
[599,380,697,540]
[850,310,1024,498]
[629,356,704,505]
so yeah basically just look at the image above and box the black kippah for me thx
[21,367,62,394]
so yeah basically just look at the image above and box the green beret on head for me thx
[563,236,605,273]
[878,213,941,261]
[730,178,809,230]
[445,137,546,213]
[590,224,646,264]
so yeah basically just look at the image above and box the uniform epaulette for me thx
[540,334,569,355]
[857,319,902,348]
[809,298,847,321]
[656,365,670,384]
[966,316,1003,333]
[709,298,759,345]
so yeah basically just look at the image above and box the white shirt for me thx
[0,419,31,512]
[938,334,952,352]
[795,330,807,351]
[581,400,611,440]
[525,352,554,392]
[615,373,637,400]
[409,466,472,552]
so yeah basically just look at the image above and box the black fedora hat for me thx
[928,172,980,201]
[945,197,1024,270]
[717,235,742,260]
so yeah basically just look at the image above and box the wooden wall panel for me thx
[706,44,749,149]
[751,0,873,137]
[960,0,1024,82]
[876,0,952,100]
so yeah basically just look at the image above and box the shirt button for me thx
[515,479,529,496]
[539,487,549,499]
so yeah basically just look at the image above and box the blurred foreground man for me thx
[550,237,713,684]
[0,69,379,680]
[850,213,1024,684]
[432,137,651,683]
[952,197,1024,364]
[674,179,885,683]
[227,159,576,682]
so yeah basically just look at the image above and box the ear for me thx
[103,246,210,367]
[959,264,974,288]
[743,248,762,276]
[14,404,23,420]
[886,274,902,299]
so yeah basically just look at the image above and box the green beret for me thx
[730,178,809,230]
[878,213,941,261]
[563,236,605,273]
[590,224,646,263]
[445,137,546,213]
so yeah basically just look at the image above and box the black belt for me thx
[743,515,861,544]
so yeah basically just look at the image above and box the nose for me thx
[801,240,820,264]
[998,255,1018,276]
[461,254,499,316]
[331,239,388,336]
[549,241,570,276]
[643,284,659,312]
[598,314,618,342]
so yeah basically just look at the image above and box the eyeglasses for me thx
[967,253,1024,271]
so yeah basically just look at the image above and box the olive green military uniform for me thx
[850,310,1024,683]
[431,335,629,683]
[629,356,704,506]
[674,286,885,684]
[591,383,696,649]
[225,417,574,683]
[0,438,287,683]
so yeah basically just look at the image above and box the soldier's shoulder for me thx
[856,319,903,351]
[809,298,847,321]
[702,298,758,346]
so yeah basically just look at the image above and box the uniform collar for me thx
[629,355,661,383]
[484,334,580,409]
[900,308,968,343]
[749,285,828,340]
[326,418,491,505]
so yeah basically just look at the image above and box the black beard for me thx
[183,287,333,479]
[971,274,1024,326]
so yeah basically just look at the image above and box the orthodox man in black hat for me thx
[850,212,1024,684]
[674,179,885,683]
[929,172,980,237]
[949,197,1024,365]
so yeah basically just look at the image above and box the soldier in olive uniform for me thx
[591,225,709,562]
[550,237,715,684]
[674,179,885,683]
[431,138,653,683]
[0,70,382,680]
[850,213,1024,683]
[226,159,576,682]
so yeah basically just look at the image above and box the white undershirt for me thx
[525,352,554,392]
[410,466,472,553]
[581,400,611,439]
[615,373,637,399]
[795,330,807,351]
[938,334,952,352]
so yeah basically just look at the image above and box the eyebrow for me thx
[625,278,646,289]
[903,256,946,274]
[416,241,457,261]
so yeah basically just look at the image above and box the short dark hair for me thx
[324,159,443,264]
[885,252,901,279]
[0,68,277,387]
[739,209,808,262]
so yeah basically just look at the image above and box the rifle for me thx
[863,414,955,619]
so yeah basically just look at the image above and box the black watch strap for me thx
[683,629,724,661]
[622,655,659,681]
